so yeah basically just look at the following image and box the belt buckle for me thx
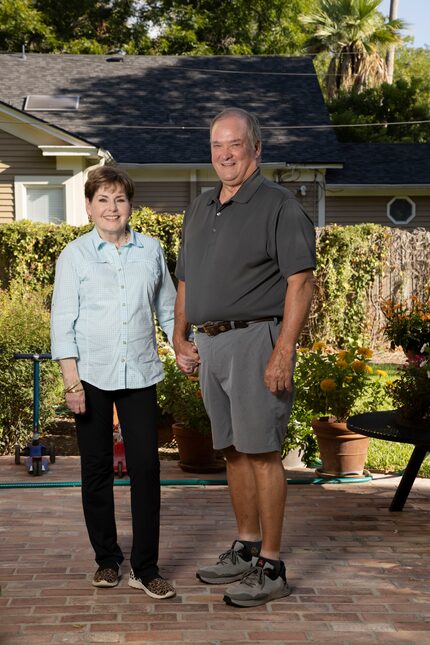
[202,321,218,336]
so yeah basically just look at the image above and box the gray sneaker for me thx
[223,557,291,607]
[196,540,254,584]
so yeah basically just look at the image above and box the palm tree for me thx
[300,0,405,98]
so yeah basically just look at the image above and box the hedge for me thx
[0,207,183,290]
[0,281,63,453]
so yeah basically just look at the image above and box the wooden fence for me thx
[366,227,430,347]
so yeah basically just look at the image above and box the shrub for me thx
[307,224,388,346]
[282,398,318,466]
[381,290,430,353]
[129,207,183,276]
[387,343,430,424]
[0,281,63,454]
[156,347,211,434]
[0,220,91,289]
[0,208,183,291]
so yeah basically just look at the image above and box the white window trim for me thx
[387,196,416,225]
[14,176,69,223]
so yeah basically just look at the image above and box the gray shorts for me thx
[195,320,294,454]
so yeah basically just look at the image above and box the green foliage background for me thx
[0,281,62,453]
[0,215,392,454]
[307,224,389,346]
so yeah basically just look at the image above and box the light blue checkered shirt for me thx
[51,227,176,391]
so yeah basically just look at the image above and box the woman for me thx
[51,166,176,598]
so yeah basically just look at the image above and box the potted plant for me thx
[157,346,225,473]
[381,291,430,357]
[282,399,318,469]
[294,341,387,476]
[388,343,430,430]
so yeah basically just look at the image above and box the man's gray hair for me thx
[210,108,262,150]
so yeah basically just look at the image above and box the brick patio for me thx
[1,456,430,645]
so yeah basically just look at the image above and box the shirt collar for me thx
[206,168,264,206]
[90,226,142,251]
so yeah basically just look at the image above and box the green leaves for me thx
[0,282,63,453]
[307,224,388,346]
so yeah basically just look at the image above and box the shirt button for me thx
[216,211,221,217]
[212,228,216,232]
[123,321,127,325]
[122,303,126,307]
[118,251,122,255]
[121,359,125,363]
[123,341,126,345]
[121,285,124,289]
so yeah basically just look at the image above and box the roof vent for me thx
[24,95,80,111]
[106,50,126,62]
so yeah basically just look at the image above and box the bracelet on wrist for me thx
[64,379,81,394]
[65,387,84,395]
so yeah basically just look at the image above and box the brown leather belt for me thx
[196,317,282,337]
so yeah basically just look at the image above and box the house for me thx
[326,143,430,228]
[0,53,429,229]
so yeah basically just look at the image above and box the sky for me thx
[378,0,430,48]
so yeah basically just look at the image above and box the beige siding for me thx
[284,182,318,225]
[0,130,71,222]
[134,181,190,213]
[326,195,430,229]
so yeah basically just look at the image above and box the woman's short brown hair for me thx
[84,166,135,202]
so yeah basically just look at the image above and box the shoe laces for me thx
[218,547,242,566]
[239,565,266,587]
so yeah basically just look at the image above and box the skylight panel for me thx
[24,95,80,111]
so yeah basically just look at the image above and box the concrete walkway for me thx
[1,456,430,645]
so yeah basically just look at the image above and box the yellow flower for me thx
[337,350,349,360]
[336,358,349,368]
[297,347,309,353]
[357,347,373,358]
[351,360,366,373]
[376,369,388,378]
[312,341,326,351]
[344,376,353,382]
[320,378,336,392]
[364,365,373,374]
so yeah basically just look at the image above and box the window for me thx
[14,177,67,224]
[26,187,65,224]
[387,197,416,225]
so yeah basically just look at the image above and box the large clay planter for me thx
[172,422,225,474]
[311,418,369,477]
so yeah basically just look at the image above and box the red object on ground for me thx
[113,405,127,478]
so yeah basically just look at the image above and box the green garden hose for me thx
[0,474,373,489]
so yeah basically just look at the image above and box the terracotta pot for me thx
[311,418,369,477]
[172,422,225,474]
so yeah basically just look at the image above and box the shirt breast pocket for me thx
[127,258,161,300]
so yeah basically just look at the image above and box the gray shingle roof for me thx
[327,143,430,185]
[0,53,342,165]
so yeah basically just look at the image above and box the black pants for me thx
[75,381,160,583]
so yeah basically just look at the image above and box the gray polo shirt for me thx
[175,169,316,325]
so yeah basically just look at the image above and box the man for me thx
[173,108,315,607]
